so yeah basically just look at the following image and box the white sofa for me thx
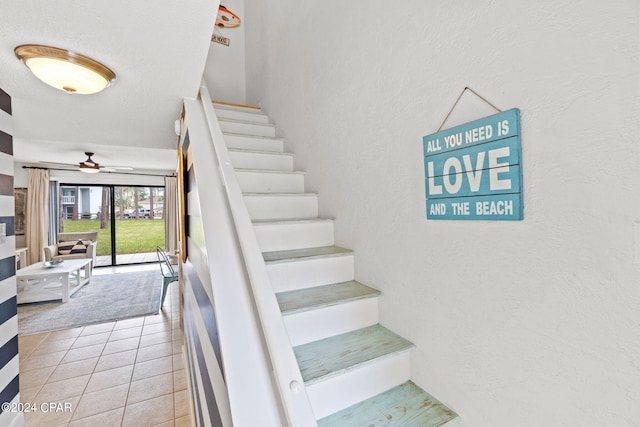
[44,232,98,267]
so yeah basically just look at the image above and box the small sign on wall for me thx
[211,5,240,47]
[423,108,523,220]
[211,34,230,46]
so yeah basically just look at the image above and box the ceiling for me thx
[0,0,218,175]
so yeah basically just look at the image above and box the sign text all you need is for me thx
[422,108,523,220]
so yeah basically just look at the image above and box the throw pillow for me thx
[58,240,91,255]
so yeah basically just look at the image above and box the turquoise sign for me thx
[423,108,523,220]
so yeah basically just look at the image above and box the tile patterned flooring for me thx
[17,265,193,427]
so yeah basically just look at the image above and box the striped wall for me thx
[0,88,23,427]
[179,133,228,427]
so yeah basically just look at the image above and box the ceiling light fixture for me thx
[14,44,116,95]
[79,163,100,173]
[79,152,101,173]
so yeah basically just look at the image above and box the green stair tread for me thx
[318,381,458,427]
[212,101,262,111]
[228,148,293,156]
[218,117,275,127]
[252,217,334,226]
[294,324,414,385]
[234,168,305,175]
[242,192,318,197]
[263,246,353,264]
[222,131,284,141]
[277,281,380,315]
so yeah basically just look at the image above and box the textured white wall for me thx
[245,1,640,425]
[204,0,246,104]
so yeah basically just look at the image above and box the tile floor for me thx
[94,252,158,268]
[17,264,193,427]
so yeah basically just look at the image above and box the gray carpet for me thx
[18,269,162,335]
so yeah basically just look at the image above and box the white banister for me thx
[184,99,278,426]
[191,81,318,426]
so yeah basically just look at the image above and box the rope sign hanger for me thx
[437,87,502,132]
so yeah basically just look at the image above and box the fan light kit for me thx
[79,152,101,173]
[14,44,116,95]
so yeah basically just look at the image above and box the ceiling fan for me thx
[39,152,133,174]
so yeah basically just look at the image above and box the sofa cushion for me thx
[58,239,92,255]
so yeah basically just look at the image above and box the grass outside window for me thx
[62,219,165,257]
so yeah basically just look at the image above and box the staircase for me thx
[213,101,458,426]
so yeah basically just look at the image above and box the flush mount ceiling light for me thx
[14,44,116,95]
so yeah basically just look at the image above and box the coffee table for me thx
[16,258,93,304]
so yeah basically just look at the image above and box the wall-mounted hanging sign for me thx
[211,34,230,46]
[423,108,523,220]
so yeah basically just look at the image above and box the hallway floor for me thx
[94,252,158,267]
[17,265,192,427]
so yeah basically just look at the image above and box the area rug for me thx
[17,269,162,335]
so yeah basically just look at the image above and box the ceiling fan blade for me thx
[39,160,78,167]
[103,166,133,171]
[39,153,131,173]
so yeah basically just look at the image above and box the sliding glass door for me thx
[113,186,165,265]
[59,185,112,265]
[58,184,165,266]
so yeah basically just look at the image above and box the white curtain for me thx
[26,169,49,265]
[164,176,178,254]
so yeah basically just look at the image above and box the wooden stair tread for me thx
[263,245,352,264]
[212,100,261,110]
[235,168,305,175]
[253,217,333,226]
[243,192,318,197]
[228,148,293,156]
[223,131,283,141]
[294,324,414,385]
[277,281,380,315]
[218,117,275,127]
[317,381,458,427]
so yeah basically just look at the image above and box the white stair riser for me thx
[224,134,284,152]
[219,120,275,137]
[284,298,379,346]
[214,108,270,124]
[266,255,354,293]
[254,221,334,252]
[237,171,304,193]
[244,195,318,221]
[306,351,412,419]
[229,151,293,171]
